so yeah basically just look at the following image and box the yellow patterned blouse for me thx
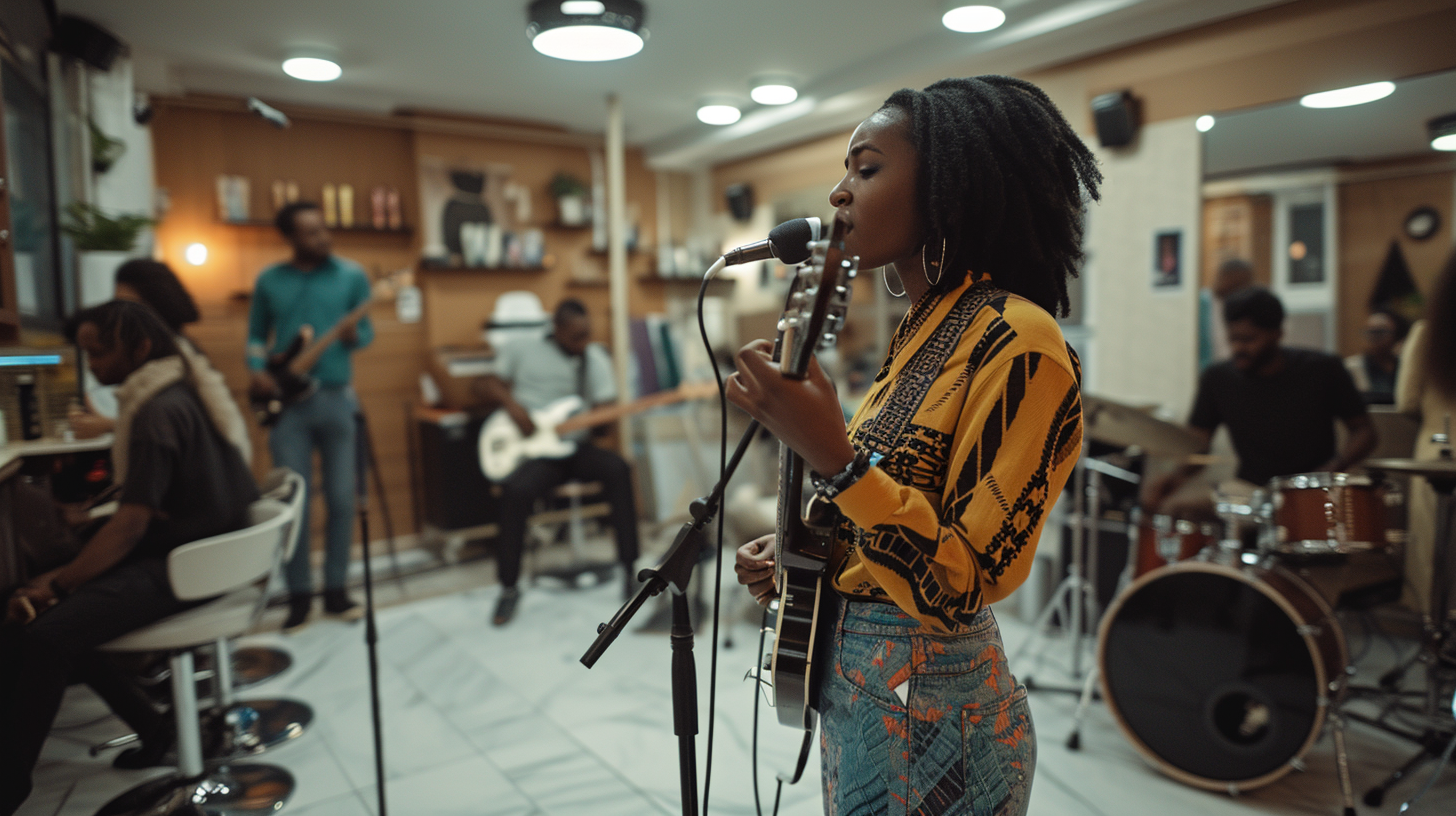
[829,273,1084,634]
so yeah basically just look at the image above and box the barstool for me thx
[225,469,301,690]
[525,480,614,585]
[94,498,297,815]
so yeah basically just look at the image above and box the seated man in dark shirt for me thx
[1,301,259,815]
[1144,287,1376,514]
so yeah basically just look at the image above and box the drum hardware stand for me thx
[1014,450,1138,699]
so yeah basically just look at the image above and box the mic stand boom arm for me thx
[581,418,762,816]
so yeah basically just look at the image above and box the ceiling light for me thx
[942,5,1006,33]
[750,79,798,106]
[281,57,341,82]
[1429,113,1456,152]
[1299,80,1394,109]
[527,0,646,62]
[184,243,208,266]
[1195,115,1215,132]
[697,104,741,126]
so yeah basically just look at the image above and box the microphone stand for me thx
[354,410,388,816]
[582,419,761,816]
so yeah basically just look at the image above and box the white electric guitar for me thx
[477,382,717,481]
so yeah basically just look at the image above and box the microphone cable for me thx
[696,256,728,815]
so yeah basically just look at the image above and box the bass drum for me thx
[1098,560,1348,792]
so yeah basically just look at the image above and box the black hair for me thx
[879,75,1102,316]
[275,201,322,238]
[1369,307,1411,343]
[1223,286,1284,331]
[554,298,588,324]
[65,300,181,364]
[1424,249,1456,400]
[115,258,199,333]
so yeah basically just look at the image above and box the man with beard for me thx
[1143,286,1376,513]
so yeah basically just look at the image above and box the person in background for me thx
[1,302,258,813]
[248,201,373,632]
[1395,249,1456,615]
[732,75,1093,815]
[1144,286,1377,514]
[473,298,640,626]
[1197,258,1255,370]
[69,259,251,466]
[1345,308,1409,405]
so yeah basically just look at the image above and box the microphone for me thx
[722,217,822,267]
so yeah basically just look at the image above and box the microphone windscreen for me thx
[767,217,821,265]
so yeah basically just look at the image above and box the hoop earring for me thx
[884,265,906,297]
[922,237,946,286]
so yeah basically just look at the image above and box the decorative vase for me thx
[78,250,131,307]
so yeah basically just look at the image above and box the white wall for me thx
[89,58,155,240]
[1082,116,1203,421]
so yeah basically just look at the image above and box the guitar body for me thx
[477,395,584,481]
[250,335,318,428]
[770,447,835,731]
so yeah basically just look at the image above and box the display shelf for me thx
[219,219,412,235]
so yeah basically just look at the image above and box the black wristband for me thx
[811,448,881,501]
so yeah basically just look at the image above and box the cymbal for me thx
[1363,457,1456,479]
[1083,394,1203,457]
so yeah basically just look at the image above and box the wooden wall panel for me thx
[1201,194,1273,288]
[1337,166,1455,356]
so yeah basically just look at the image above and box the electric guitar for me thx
[249,270,407,427]
[763,219,857,777]
[476,382,718,481]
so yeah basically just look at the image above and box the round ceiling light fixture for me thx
[942,4,1006,33]
[1195,114,1215,132]
[750,75,798,106]
[1429,112,1456,152]
[281,57,341,82]
[1299,80,1394,109]
[527,0,646,62]
[697,102,741,126]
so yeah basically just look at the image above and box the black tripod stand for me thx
[353,409,390,816]
[581,419,761,816]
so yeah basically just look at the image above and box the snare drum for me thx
[1099,560,1348,792]
[1269,472,1389,556]
[1134,514,1216,577]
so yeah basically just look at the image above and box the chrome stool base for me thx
[207,699,313,758]
[95,763,293,816]
[228,647,292,690]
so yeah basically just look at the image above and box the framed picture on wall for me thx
[1153,229,1181,288]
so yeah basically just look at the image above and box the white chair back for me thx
[167,499,292,601]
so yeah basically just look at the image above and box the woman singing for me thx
[730,76,1098,815]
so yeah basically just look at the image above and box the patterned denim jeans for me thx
[818,598,1035,816]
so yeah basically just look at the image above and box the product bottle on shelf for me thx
[322,184,339,227]
[339,184,354,228]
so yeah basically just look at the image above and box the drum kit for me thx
[1014,394,1456,812]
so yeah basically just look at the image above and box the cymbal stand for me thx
[1013,447,1138,696]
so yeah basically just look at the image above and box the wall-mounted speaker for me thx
[725,183,755,223]
[1091,90,1140,148]
[52,15,124,72]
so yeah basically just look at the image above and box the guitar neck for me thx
[286,297,373,376]
[552,385,712,434]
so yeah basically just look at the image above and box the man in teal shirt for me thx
[248,201,374,631]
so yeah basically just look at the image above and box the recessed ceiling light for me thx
[750,78,797,106]
[1195,115,1215,132]
[1429,113,1456,152]
[942,5,1005,33]
[1299,80,1394,109]
[282,57,341,82]
[527,0,646,62]
[697,104,741,126]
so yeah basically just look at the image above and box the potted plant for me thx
[60,202,156,306]
[549,172,589,226]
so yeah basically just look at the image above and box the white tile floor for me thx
[18,564,1456,816]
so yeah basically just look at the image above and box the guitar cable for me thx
[696,259,729,816]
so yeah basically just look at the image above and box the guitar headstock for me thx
[776,218,858,380]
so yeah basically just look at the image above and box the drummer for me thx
[1143,287,1377,515]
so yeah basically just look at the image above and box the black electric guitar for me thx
[250,271,406,427]
[764,218,858,779]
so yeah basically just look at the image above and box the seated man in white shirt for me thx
[474,299,640,625]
